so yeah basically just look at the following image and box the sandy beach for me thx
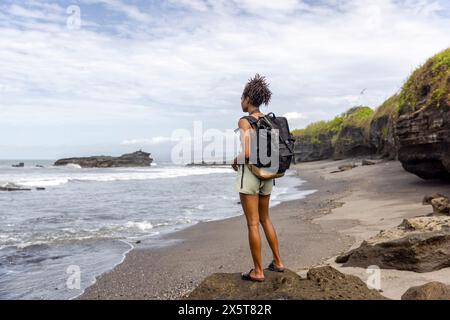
[79,159,450,300]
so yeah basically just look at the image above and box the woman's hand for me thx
[231,158,238,171]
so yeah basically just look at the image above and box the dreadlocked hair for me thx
[242,74,272,107]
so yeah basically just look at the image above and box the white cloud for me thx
[283,112,307,121]
[82,0,152,23]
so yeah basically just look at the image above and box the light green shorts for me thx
[235,165,273,196]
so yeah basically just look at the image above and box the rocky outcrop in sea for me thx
[54,150,153,168]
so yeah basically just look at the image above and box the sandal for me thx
[268,260,285,273]
[241,269,265,282]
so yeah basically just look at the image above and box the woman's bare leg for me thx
[240,193,264,279]
[259,194,284,268]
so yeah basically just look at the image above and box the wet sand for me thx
[79,159,450,300]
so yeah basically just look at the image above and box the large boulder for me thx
[423,194,450,215]
[396,48,450,180]
[187,266,386,300]
[336,216,450,272]
[369,95,399,160]
[54,150,153,168]
[402,282,450,300]
[333,107,375,160]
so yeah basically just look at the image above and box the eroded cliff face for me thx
[293,106,375,161]
[396,49,450,180]
[369,95,399,160]
[333,125,374,160]
[397,106,450,179]
[293,134,334,162]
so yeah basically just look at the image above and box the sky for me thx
[0,0,450,160]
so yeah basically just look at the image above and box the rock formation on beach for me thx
[396,49,450,180]
[292,48,450,180]
[187,266,386,300]
[423,194,450,215]
[54,150,153,168]
[402,282,450,300]
[335,215,450,272]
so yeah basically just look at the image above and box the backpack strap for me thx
[241,164,245,189]
[240,116,259,128]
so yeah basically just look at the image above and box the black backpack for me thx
[240,113,295,180]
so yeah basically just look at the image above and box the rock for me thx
[12,162,24,168]
[36,187,46,191]
[338,164,357,171]
[431,198,450,215]
[186,266,386,300]
[362,159,377,166]
[54,150,153,168]
[396,48,450,180]
[0,182,32,191]
[423,194,450,215]
[369,95,399,160]
[336,216,450,272]
[402,282,450,300]
[293,134,335,162]
[423,193,447,205]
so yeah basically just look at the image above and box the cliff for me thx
[333,106,375,159]
[369,95,399,160]
[396,48,450,180]
[292,48,450,180]
[292,117,342,162]
[292,106,374,161]
[54,150,153,168]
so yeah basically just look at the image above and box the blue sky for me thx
[1,0,450,160]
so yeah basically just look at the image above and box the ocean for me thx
[0,160,316,299]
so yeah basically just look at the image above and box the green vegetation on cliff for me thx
[341,106,374,128]
[372,94,399,120]
[292,116,343,144]
[399,48,450,113]
[292,106,373,145]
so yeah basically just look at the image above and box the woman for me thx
[232,74,285,282]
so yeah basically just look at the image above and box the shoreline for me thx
[79,164,354,299]
[71,171,313,300]
[79,159,450,300]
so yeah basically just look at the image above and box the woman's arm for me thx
[232,118,252,171]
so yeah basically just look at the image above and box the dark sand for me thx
[79,159,450,300]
